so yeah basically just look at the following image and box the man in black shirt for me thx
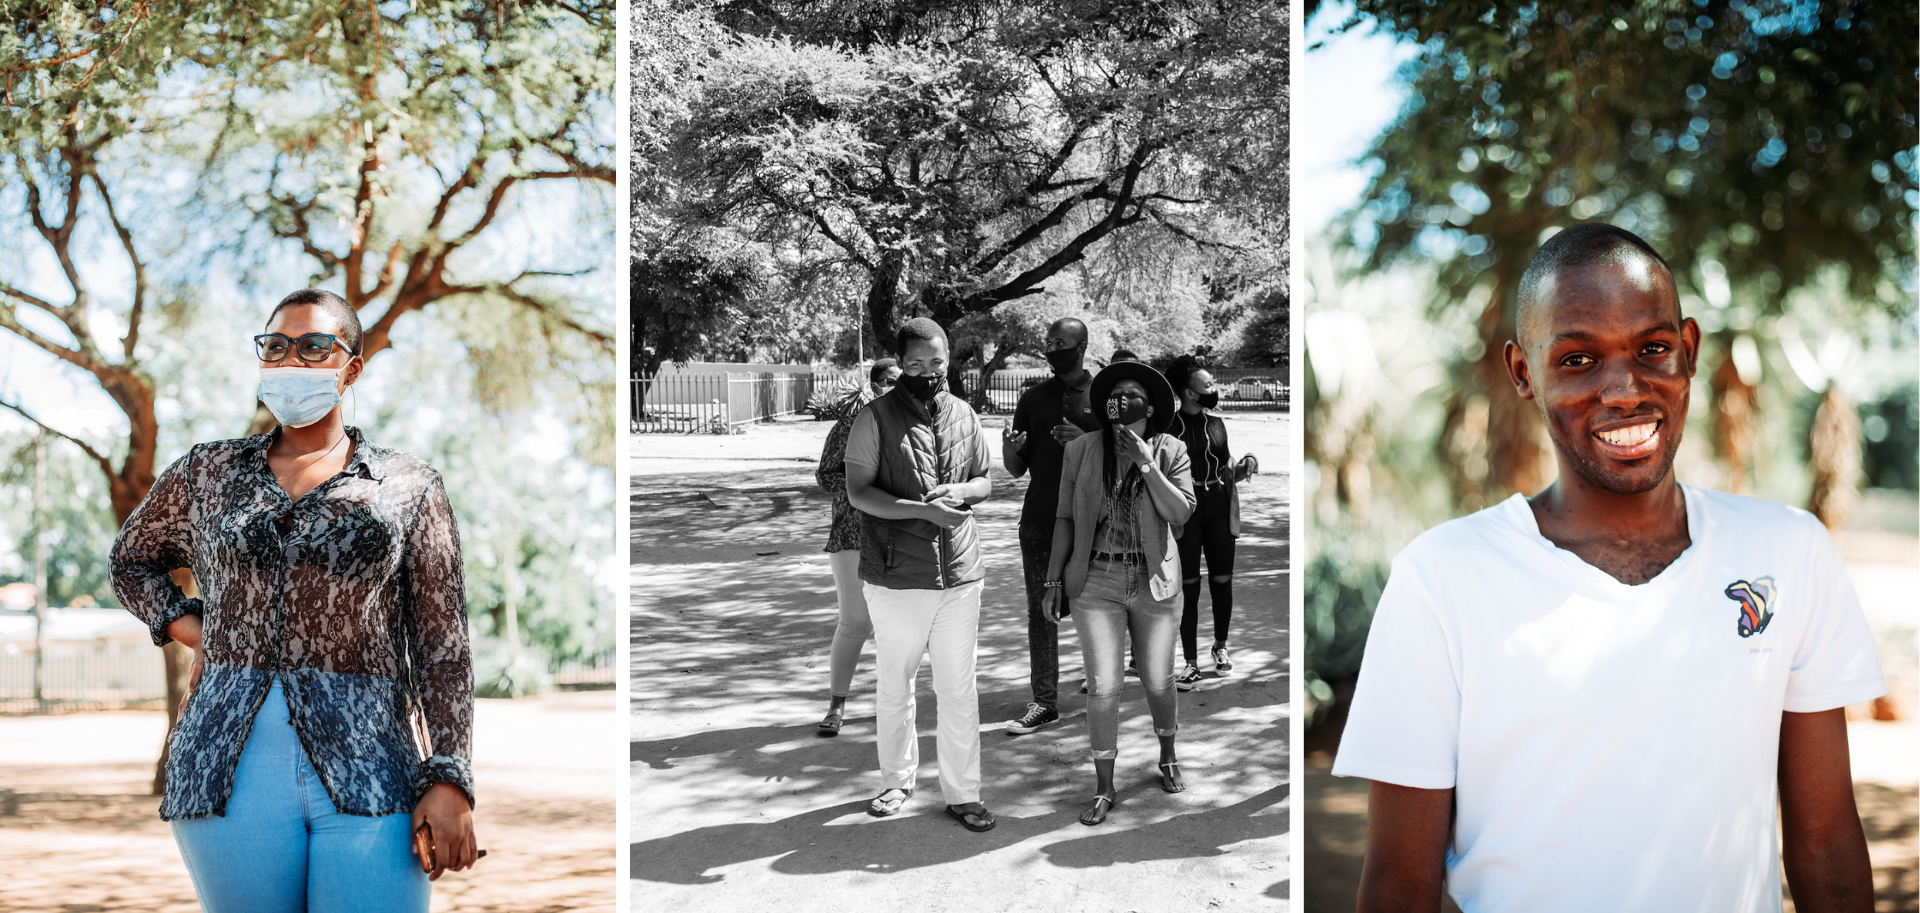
[1001,317,1102,733]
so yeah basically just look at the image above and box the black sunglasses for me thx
[254,333,346,363]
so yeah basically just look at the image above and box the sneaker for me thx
[1212,646,1233,673]
[1005,702,1060,734]
[1174,665,1203,691]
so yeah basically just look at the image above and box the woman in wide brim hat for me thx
[1039,360,1197,826]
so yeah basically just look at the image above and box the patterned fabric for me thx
[817,405,867,554]
[110,427,473,821]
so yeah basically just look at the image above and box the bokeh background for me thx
[1295,2,1918,911]
[0,3,619,910]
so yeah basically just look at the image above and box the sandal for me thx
[945,802,997,832]
[1159,760,1186,793]
[1078,792,1117,827]
[816,710,843,737]
[867,787,911,817]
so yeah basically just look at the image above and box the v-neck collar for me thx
[1501,483,1704,593]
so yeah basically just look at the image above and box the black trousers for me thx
[1176,483,1237,664]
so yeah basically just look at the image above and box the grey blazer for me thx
[1055,431,1196,602]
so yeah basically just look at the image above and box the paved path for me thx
[633,413,1292,911]
[0,691,617,913]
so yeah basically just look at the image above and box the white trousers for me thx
[863,579,984,805]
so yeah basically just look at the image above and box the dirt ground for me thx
[632,412,1291,912]
[0,690,617,913]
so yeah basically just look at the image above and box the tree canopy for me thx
[1324,0,1916,504]
[634,0,1287,374]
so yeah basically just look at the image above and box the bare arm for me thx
[1780,708,1872,913]
[1355,781,1453,913]
[1003,402,1031,477]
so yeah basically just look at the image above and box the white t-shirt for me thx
[1333,484,1886,913]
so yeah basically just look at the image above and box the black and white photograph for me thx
[631,0,1291,908]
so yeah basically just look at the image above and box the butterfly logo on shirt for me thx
[1724,576,1777,638]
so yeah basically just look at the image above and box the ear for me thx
[1503,339,1534,400]
[1679,317,1701,376]
[341,355,365,389]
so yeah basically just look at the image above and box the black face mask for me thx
[1106,394,1150,426]
[1044,345,1083,375]
[1194,391,1220,410]
[897,372,944,401]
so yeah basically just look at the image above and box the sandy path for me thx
[0,691,617,913]
[632,413,1292,911]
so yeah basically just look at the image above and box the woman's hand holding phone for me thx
[411,783,480,880]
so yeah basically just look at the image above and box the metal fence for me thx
[0,643,167,713]
[633,363,1287,432]
[633,370,864,433]
[552,652,617,689]
[963,366,1288,415]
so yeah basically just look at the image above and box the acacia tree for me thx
[1330,0,1916,514]
[0,0,614,785]
[645,0,1286,380]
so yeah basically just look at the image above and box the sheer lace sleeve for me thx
[402,474,476,807]
[110,449,204,646]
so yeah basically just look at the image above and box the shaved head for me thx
[1048,317,1088,346]
[1516,224,1678,353]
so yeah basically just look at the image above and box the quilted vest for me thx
[857,388,985,590]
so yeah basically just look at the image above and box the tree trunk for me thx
[153,568,200,795]
[1709,339,1759,494]
[865,250,906,356]
[1807,385,1861,530]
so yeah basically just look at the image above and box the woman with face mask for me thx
[813,357,901,735]
[110,289,479,913]
[1165,356,1259,690]
[1041,360,1196,826]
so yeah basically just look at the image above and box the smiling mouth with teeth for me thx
[1596,421,1658,447]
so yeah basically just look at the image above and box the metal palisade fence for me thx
[632,369,866,433]
[632,363,1287,434]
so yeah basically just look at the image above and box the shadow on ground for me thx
[632,416,1291,911]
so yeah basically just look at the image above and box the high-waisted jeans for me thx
[1075,558,1179,760]
[171,679,429,913]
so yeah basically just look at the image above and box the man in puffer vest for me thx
[842,317,998,832]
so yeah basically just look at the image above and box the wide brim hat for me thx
[1091,361,1179,438]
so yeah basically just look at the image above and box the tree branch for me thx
[89,173,147,361]
[0,398,114,478]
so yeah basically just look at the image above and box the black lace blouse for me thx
[110,427,474,821]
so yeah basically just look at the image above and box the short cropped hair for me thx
[868,357,899,383]
[895,317,947,358]
[1516,224,1675,348]
[267,289,363,355]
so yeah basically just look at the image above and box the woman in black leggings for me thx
[1165,357,1257,690]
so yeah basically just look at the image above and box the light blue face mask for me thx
[258,367,345,428]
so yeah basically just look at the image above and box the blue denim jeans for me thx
[1075,558,1179,760]
[171,679,428,913]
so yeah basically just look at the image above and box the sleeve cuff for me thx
[148,597,204,647]
[416,754,475,809]
[1328,756,1456,790]
[1783,681,1890,714]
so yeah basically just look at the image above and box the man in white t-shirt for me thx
[1334,223,1885,913]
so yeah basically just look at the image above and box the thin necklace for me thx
[278,430,347,477]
